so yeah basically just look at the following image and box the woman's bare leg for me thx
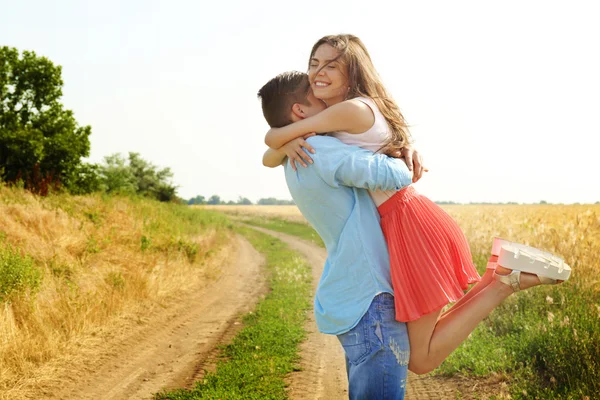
[407,266,543,375]
[440,256,498,320]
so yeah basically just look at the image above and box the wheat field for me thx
[207,203,599,280]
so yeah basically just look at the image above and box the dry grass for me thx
[200,205,308,224]
[204,203,598,270]
[0,186,232,399]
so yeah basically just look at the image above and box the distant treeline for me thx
[190,197,599,206]
[188,195,294,206]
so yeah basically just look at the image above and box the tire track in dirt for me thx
[244,225,348,400]
[248,226,464,400]
[51,235,267,400]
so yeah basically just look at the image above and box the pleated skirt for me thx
[378,186,481,322]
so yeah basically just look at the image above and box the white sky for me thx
[1,0,599,204]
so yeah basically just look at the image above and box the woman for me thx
[263,34,570,374]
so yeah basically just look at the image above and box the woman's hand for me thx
[388,145,426,183]
[282,134,316,171]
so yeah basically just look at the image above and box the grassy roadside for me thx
[154,225,313,400]
[241,216,324,248]
[0,185,232,398]
[238,212,600,399]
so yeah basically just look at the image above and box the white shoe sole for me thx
[498,243,571,282]
[492,237,562,264]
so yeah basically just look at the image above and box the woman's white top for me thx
[330,97,402,207]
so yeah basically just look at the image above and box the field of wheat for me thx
[205,203,600,398]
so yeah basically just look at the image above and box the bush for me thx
[0,246,42,302]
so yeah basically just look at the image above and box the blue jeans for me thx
[337,293,410,400]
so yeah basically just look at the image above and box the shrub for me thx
[0,246,42,302]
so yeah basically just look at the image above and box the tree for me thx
[257,197,294,205]
[65,163,103,195]
[127,152,176,200]
[207,195,221,205]
[97,152,178,201]
[98,153,137,195]
[0,46,92,194]
[188,195,206,205]
[237,196,252,205]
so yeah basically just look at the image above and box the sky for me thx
[1,0,599,204]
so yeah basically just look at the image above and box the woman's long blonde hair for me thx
[309,34,411,153]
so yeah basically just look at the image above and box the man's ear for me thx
[291,103,306,119]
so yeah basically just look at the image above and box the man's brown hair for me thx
[257,71,311,128]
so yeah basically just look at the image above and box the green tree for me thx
[257,197,294,205]
[99,153,137,195]
[127,152,176,201]
[207,195,221,205]
[66,163,103,195]
[97,152,177,201]
[0,46,92,194]
[237,196,252,205]
[188,195,206,205]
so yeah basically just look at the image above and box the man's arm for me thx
[307,136,413,191]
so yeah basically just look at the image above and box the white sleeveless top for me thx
[330,97,402,207]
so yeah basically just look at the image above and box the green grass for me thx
[241,217,324,248]
[0,245,42,302]
[154,225,313,400]
[438,282,600,399]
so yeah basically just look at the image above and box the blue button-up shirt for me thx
[284,136,413,335]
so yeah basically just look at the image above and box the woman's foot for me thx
[493,265,558,291]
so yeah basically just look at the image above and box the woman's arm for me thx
[264,99,375,149]
[262,136,318,170]
[263,148,287,168]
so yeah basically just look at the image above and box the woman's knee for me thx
[408,359,436,375]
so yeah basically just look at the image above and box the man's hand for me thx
[281,134,316,171]
[388,145,425,183]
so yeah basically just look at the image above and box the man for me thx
[258,71,423,399]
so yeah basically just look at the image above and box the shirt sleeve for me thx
[307,136,413,191]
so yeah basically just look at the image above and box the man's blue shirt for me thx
[283,136,412,335]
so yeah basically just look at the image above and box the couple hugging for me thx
[257,34,571,399]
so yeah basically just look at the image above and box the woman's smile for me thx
[308,43,349,106]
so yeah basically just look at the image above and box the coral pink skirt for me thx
[378,186,481,322]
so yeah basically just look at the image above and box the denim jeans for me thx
[337,293,410,400]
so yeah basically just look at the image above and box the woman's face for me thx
[308,44,349,106]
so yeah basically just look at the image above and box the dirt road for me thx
[52,235,267,400]
[51,226,483,400]
[245,225,349,400]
